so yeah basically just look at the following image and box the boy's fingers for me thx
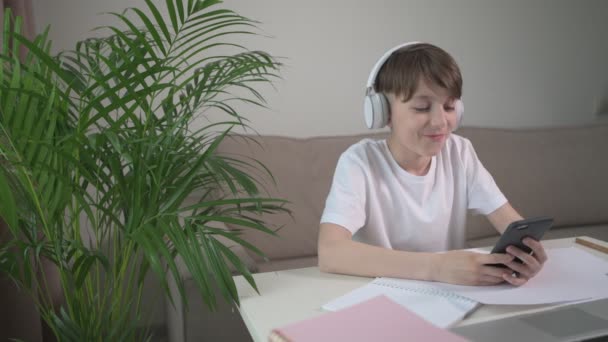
[506,246,540,269]
[504,261,531,278]
[481,265,511,278]
[502,272,527,286]
[481,252,514,265]
[523,238,548,264]
[479,275,505,285]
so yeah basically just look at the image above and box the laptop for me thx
[450,298,608,342]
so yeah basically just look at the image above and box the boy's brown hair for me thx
[375,43,462,102]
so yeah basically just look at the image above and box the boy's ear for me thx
[385,93,395,127]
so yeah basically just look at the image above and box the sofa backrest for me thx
[459,125,608,240]
[216,124,608,260]
[215,133,385,261]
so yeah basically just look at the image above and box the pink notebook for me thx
[269,295,468,342]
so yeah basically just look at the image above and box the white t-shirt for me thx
[320,134,506,252]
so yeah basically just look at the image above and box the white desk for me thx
[233,237,608,342]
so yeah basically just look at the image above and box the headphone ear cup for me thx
[454,99,464,131]
[364,93,389,129]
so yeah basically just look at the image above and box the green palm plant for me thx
[0,0,287,340]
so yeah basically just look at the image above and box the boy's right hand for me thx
[431,251,515,286]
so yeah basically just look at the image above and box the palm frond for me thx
[0,0,288,339]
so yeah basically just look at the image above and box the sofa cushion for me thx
[216,133,387,261]
[459,125,608,241]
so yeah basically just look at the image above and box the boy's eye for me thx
[444,106,455,112]
[413,107,431,112]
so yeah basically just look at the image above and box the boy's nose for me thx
[429,108,448,128]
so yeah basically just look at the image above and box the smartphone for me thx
[488,216,554,267]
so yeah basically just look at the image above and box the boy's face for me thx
[387,79,458,159]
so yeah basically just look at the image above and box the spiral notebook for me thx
[322,277,479,328]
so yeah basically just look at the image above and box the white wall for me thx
[33,0,608,137]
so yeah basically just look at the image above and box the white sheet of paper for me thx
[322,247,608,328]
[430,247,608,304]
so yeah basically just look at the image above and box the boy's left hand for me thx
[502,238,548,286]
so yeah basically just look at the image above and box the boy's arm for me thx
[318,223,514,285]
[486,202,523,234]
[317,223,436,280]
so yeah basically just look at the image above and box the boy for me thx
[318,42,547,286]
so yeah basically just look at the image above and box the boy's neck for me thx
[386,139,432,176]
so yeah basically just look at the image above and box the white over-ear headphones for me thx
[363,41,464,130]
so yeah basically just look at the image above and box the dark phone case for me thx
[487,216,554,268]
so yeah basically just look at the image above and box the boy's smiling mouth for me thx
[424,133,447,141]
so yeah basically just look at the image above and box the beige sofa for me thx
[167,124,608,341]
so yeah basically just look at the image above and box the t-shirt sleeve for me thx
[463,139,507,215]
[320,151,367,234]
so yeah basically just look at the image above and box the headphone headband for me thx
[365,41,421,90]
[363,41,463,130]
